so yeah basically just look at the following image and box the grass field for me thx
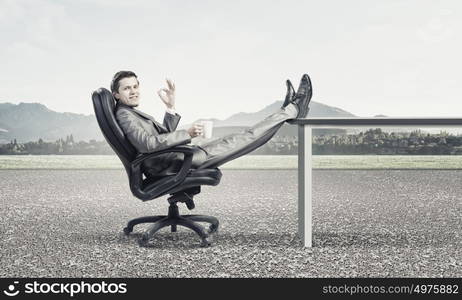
[1,155,462,169]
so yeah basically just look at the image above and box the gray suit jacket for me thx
[115,102,192,175]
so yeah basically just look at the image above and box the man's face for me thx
[114,76,140,107]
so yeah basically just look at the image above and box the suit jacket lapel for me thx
[116,103,168,133]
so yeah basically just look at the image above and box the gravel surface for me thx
[0,169,460,278]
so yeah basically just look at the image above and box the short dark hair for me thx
[110,71,138,93]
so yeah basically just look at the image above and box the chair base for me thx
[123,201,219,248]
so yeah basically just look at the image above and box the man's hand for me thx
[157,78,176,109]
[187,123,203,138]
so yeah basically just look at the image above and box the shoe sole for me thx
[282,80,295,108]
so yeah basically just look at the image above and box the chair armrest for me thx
[131,145,196,168]
[129,145,198,200]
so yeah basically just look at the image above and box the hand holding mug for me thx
[187,123,203,138]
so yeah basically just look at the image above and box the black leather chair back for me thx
[92,88,137,173]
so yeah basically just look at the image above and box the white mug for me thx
[200,120,214,139]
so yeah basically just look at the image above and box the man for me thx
[113,71,312,176]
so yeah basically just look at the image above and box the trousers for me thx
[176,103,298,170]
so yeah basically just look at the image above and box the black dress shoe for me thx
[282,79,295,108]
[292,74,313,118]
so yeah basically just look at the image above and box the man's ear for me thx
[113,92,120,100]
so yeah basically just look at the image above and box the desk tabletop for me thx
[288,117,462,126]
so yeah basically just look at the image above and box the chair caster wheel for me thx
[138,234,149,247]
[200,237,211,248]
[208,224,219,235]
[123,227,132,235]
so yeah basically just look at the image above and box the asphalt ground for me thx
[0,170,460,277]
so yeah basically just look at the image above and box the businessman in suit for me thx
[113,71,312,177]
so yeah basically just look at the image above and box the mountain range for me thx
[0,100,355,143]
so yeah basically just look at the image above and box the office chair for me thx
[92,88,222,247]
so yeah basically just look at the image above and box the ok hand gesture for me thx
[157,79,176,109]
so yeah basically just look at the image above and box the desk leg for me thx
[298,124,312,247]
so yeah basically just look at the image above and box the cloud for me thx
[416,9,456,43]
[0,0,82,55]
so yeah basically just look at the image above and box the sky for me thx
[1,0,461,124]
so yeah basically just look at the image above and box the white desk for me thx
[289,117,462,247]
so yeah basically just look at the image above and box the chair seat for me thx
[187,168,222,179]
[142,168,222,196]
